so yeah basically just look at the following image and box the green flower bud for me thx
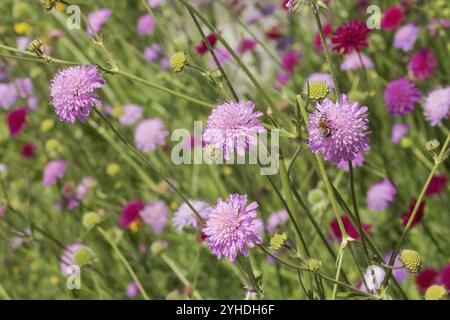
[308,188,325,205]
[306,258,322,272]
[169,52,187,73]
[400,249,422,273]
[28,38,43,54]
[82,212,101,230]
[425,285,447,300]
[270,232,287,251]
[304,81,329,100]
[425,139,440,152]
[41,0,57,11]
[73,247,95,267]
[151,241,167,255]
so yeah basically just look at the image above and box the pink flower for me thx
[43,160,66,187]
[281,50,300,73]
[137,14,155,36]
[384,77,420,116]
[139,200,168,234]
[381,6,404,30]
[408,48,438,81]
[134,118,168,152]
[237,38,256,54]
[314,23,332,51]
[87,8,112,36]
[120,200,145,228]
[332,20,371,55]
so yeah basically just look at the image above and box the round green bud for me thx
[169,52,187,73]
[308,188,326,205]
[73,247,95,267]
[305,81,329,100]
[82,212,101,230]
[425,139,440,152]
[151,241,166,255]
[270,232,287,251]
[425,285,447,300]
[28,38,43,53]
[306,258,322,272]
[400,249,422,273]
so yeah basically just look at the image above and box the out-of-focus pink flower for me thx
[425,175,447,196]
[87,8,112,36]
[6,108,27,136]
[415,268,440,292]
[281,49,300,73]
[237,38,256,54]
[137,14,155,36]
[408,48,438,81]
[381,6,404,30]
[195,33,217,55]
[314,23,332,51]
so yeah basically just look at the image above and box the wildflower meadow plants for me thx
[0,0,449,302]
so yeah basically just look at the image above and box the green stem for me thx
[98,227,150,300]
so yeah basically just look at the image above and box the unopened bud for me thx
[169,52,187,73]
[270,232,287,250]
[425,139,440,152]
[400,249,422,273]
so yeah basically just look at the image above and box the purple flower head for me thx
[119,103,143,126]
[391,123,409,144]
[210,47,231,66]
[384,77,420,116]
[0,83,18,108]
[76,176,95,200]
[137,14,155,36]
[134,118,168,152]
[16,36,31,51]
[276,72,291,88]
[50,65,104,123]
[366,179,397,212]
[10,228,32,250]
[360,265,386,293]
[305,73,335,92]
[28,94,39,110]
[285,0,295,12]
[139,200,168,234]
[202,101,265,160]
[408,48,438,81]
[394,24,419,52]
[126,281,139,298]
[60,243,93,275]
[307,95,369,164]
[87,8,112,36]
[281,50,300,73]
[267,209,289,233]
[173,199,211,231]
[336,150,366,171]
[15,77,33,98]
[144,43,163,62]
[423,87,450,126]
[43,160,66,187]
[340,52,374,71]
[203,194,262,262]
[385,252,408,283]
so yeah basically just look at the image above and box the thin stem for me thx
[382,132,450,288]
[98,227,150,300]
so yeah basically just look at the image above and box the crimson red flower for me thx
[426,174,447,196]
[21,143,36,159]
[195,33,218,55]
[119,199,145,228]
[415,268,439,292]
[314,23,332,51]
[330,215,371,241]
[6,107,28,136]
[441,264,450,290]
[265,25,284,40]
[332,20,371,54]
[402,199,425,227]
[237,38,256,54]
[280,0,289,11]
[381,6,404,30]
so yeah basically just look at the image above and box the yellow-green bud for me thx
[73,247,95,267]
[400,137,412,149]
[28,38,43,54]
[41,0,57,11]
[308,188,325,205]
[270,232,287,251]
[400,249,422,273]
[205,69,223,87]
[41,119,54,132]
[82,212,101,230]
[169,52,187,73]
[425,285,447,300]
[306,258,322,272]
[425,139,440,152]
[305,81,329,100]
[106,163,120,176]
[151,241,167,255]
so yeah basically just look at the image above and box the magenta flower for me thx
[43,160,66,187]
[408,48,438,81]
[281,50,300,73]
[381,6,404,31]
[366,179,397,212]
[137,14,155,36]
[203,101,265,160]
[267,209,289,233]
[384,77,420,116]
[332,20,371,54]
[119,103,143,126]
[6,108,27,136]
[126,282,139,298]
[87,8,112,36]
[203,194,262,262]
[237,38,256,54]
[340,52,374,71]
[50,65,104,123]
[173,199,211,231]
[391,123,409,144]
[394,24,418,52]
[134,118,168,152]
[60,243,94,275]
[423,87,450,126]
[120,200,145,228]
[139,200,168,234]
[307,95,369,164]
[210,47,231,66]
[0,83,18,108]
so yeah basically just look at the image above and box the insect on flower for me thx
[317,113,332,137]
